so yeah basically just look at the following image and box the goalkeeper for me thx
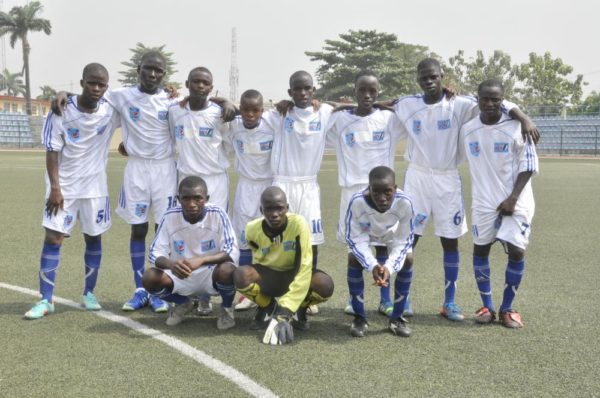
[233,186,334,345]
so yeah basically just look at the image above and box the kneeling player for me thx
[25,63,118,319]
[345,166,415,337]
[233,187,334,345]
[144,176,239,329]
[460,79,538,328]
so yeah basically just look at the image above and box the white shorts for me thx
[233,177,272,250]
[337,184,368,243]
[164,265,218,297]
[404,166,467,238]
[116,157,178,225]
[178,171,230,212]
[472,209,533,250]
[273,175,324,245]
[42,196,111,236]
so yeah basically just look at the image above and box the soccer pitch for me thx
[0,151,598,397]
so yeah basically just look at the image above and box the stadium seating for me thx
[0,112,34,147]
[533,116,600,155]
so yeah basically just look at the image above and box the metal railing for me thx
[536,124,599,156]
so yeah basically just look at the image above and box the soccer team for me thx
[25,51,540,346]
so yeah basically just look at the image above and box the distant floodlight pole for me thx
[229,27,239,102]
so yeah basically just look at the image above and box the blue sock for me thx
[83,239,102,295]
[473,256,494,310]
[130,240,145,288]
[215,282,236,308]
[500,259,525,312]
[443,251,459,304]
[239,249,252,266]
[39,243,61,301]
[391,269,413,319]
[376,255,391,304]
[347,266,365,319]
[161,293,189,305]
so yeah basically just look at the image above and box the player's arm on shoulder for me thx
[507,104,540,144]
[50,91,75,116]
[210,96,238,122]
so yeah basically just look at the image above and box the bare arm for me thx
[183,251,233,271]
[155,256,192,279]
[45,151,63,216]
[508,107,540,144]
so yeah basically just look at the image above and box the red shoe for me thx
[474,307,496,324]
[499,310,524,328]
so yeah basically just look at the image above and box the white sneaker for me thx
[166,300,193,326]
[234,295,257,311]
[307,304,319,315]
[197,297,213,316]
[217,307,235,330]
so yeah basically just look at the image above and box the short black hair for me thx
[241,89,263,102]
[188,66,212,81]
[139,51,166,66]
[178,176,207,195]
[82,63,108,80]
[417,58,441,72]
[354,70,379,84]
[261,186,287,204]
[478,79,504,95]
[369,166,395,183]
[289,70,313,87]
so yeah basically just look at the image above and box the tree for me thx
[119,42,180,88]
[579,91,600,116]
[305,30,434,100]
[0,1,51,115]
[446,50,517,98]
[0,69,25,96]
[37,84,56,100]
[514,52,585,112]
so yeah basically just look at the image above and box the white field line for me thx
[0,282,278,398]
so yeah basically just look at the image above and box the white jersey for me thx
[460,113,538,214]
[168,101,231,177]
[42,97,119,199]
[148,204,239,265]
[325,108,402,187]
[266,104,333,177]
[345,189,414,273]
[394,95,518,171]
[229,115,273,181]
[105,86,179,160]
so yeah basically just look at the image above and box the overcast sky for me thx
[2,0,598,102]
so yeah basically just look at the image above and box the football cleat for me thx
[250,300,276,330]
[499,310,524,329]
[149,295,169,313]
[350,316,368,337]
[197,297,213,316]
[81,292,101,311]
[291,306,310,331]
[307,304,319,315]
[217,307,236,330]
[389,316,411,337]
[440,302,465,322]
[122,289,149,311]
[166,300,194,326]
[234,295,257,311]
[24,299,55,320]
[474,307,496,324]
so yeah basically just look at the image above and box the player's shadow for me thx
[0,300,81,318]
[409,312,478,329]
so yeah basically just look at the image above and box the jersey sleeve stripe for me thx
[42,113,54,151]
[344,195,370,269]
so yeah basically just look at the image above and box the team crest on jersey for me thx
[135,203,148,217]
[129,106,141,121]
[437,119,451,130]
[283,241,296,251]
[67,128,80,142]
[358,222,371,233]
[284,117,295,133]
[97,124,108,135]
[308,119,321,131]
[414,213,428,226]
[372,130,384,142]
[201,239,216,252]
[412,120,422,134]
[174,125,185,140]
[494,142,509,153]
[260,140,273,151]
[469,141,481,157]
[158,110,168,121]
[198,127,214,138]
[173,240,185,255]
[261,247,270,256]
[344,132,356,147]
[63,214,74,229]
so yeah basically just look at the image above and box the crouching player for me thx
[233,187,334,345]
[460,79,538,328]
[143,176,239,329]
[25,63,118,319]
[345,166,414,337]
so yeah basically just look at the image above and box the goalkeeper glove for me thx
[262,306,294,345]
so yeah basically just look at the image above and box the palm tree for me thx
[0,68,25,96]
[0,1,51,115]
[37,84,56,100]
